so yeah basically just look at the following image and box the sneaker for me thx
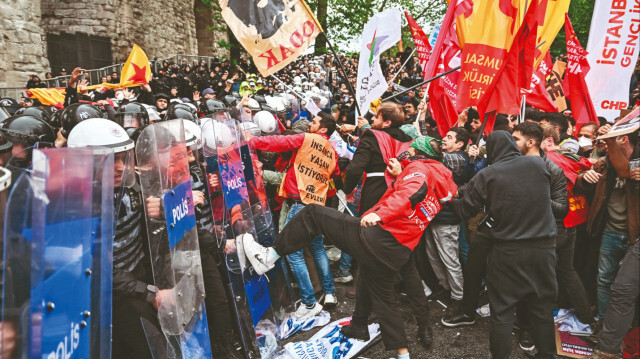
[517,329,535,351]
[333,270,353,283]
[292,302,323,319]
[341,322,370,341]
[242,233,277,275]
[322,293,338,308]
[441,310,476,327]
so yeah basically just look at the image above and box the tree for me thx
[549,0,595,58]
[305,0,446,54]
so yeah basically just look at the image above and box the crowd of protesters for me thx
[1,48,639,359]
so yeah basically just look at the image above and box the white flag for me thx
[585,0,640,121]
[356,8,402,118]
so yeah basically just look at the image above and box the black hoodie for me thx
[452,131,557,243]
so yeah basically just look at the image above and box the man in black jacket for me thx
[343,102,433,348]
[452,131,558,359]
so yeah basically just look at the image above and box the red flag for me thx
[423,0,459,79]
[477,0,540,134]
[524,52,558,112]
[428,82,459,138]
[405,11,432,78]
[562,14,598,133]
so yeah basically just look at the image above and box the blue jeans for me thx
[596,228,629,319]
[285,203,335,306]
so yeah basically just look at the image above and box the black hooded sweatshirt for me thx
[451,131,556,243]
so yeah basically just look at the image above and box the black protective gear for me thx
[199,99,226,115]
[59,103,106,138]
[114,102,150,129]
[14,107,51,124]
[0,115,56,147]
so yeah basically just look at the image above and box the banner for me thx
[547,59,568,111]
[405,11,432,79]
[456,0,528,111]
[283,318,380,359]
[563,14,599,131]
[220,0,322,76]
[356,8,401,115]
[585,0,640,121]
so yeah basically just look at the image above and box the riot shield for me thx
[135,119,212,358]
[201,111,294,358]
[236,113,294,316]
[1,147,113,359]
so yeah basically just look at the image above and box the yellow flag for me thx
[103,44,152,89]
[534,0,570,68]
[26,88,66,108]
[220,0,322,76]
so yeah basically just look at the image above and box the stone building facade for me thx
[0,0,228,87]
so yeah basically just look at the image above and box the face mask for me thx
[578,136,593,148]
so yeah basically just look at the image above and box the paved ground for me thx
[281,281,535,359]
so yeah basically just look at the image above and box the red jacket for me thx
[250,133,340,200]
[364,159,457,251]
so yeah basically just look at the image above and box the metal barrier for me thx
[0,87,26,101]
[0,54,227,100]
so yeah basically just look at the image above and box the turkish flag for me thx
[562,14,598,133]
[477,0,540,134]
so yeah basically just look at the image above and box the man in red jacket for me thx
[243,137,457,359]
[249,111,341,318]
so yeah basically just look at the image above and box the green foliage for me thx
[305,0,446,52]
[549,0,596,58]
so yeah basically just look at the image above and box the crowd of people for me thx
[0,48,639,359]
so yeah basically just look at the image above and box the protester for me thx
[242,136,457,359]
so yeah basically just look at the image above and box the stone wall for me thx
[1,0,228,87]
[0,0,50,88]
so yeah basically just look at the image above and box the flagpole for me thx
[519,94,526,124]
[382,66,461,102]
[322,32,362,117]
[413,85,430,135]
[388,48,417,85]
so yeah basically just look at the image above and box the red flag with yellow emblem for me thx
[456,0,529,111]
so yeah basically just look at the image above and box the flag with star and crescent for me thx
[356,8,401,117]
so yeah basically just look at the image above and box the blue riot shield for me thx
[1,147,114,359]
[135,120,212,358]
[201,111,294,358]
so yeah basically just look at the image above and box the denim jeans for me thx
[599,241,639,353]
[285,203,335,306]
[596,228,629,319]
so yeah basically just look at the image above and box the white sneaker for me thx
[292,302,323,319]
[242,233,277,275]
[322,293,338,308]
